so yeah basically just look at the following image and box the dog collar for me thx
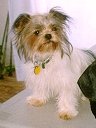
[34,57,51,75]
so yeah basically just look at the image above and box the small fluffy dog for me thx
[12,8,95,120]
[78,60,96,118]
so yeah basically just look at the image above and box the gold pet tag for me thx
[34,66,41,75]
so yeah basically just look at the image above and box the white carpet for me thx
[0,89,95,128]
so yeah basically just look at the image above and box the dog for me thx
[12,8,95,120]
[78,60,96,118]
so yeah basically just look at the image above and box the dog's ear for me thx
[49,7,70,24]
[12,14,31,34]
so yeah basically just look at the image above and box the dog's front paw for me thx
[26,96,46,107]
[59,110,78,120]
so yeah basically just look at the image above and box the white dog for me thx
[12,8,95,120]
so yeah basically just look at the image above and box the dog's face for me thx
[13,8,72,61]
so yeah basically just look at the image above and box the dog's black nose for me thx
[45,34,52,40]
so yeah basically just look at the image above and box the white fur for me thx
[23,48,95,119]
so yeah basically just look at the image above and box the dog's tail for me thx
[90,100,96,118]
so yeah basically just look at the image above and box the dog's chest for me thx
[31,58,71,88]
[32,63,64,94]
[24,53,77,93]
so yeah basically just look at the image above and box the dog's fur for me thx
[12,8,95,120]
[78,60,96,118]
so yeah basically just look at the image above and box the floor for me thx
[0,89,95,128]
[0,75,25,103]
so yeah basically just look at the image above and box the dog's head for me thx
[12,8,72,61]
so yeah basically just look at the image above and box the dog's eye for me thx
[34,30,40,35]
[52,26,57,31]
